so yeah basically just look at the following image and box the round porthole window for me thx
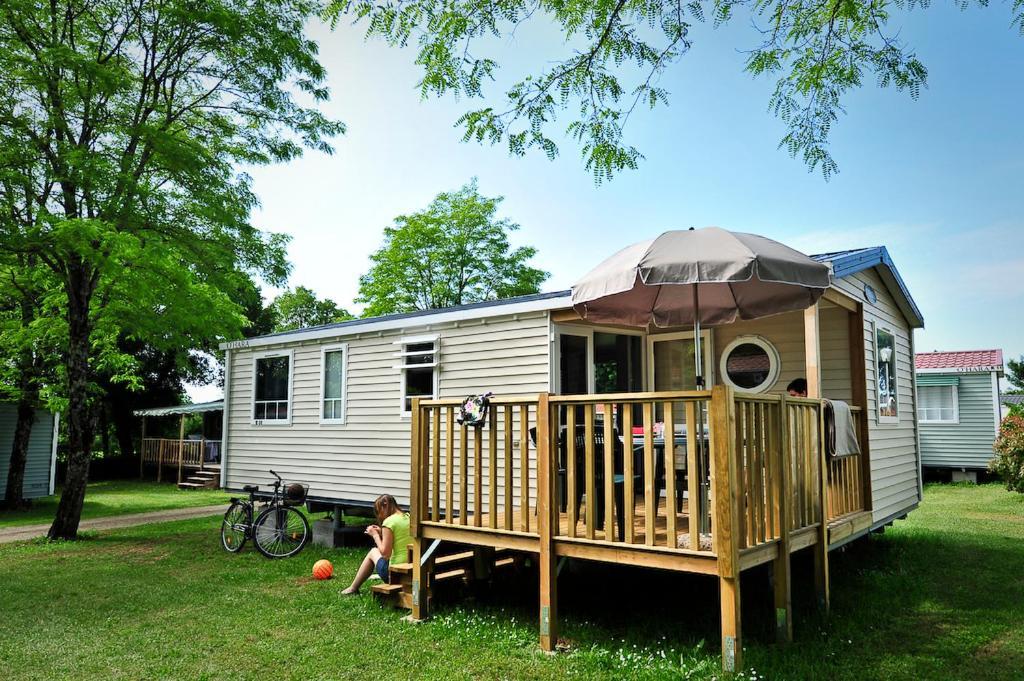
[719,336,780,394]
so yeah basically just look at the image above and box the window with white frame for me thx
[253,352,292,423]
[398,336,439,415]
[321,345,347,423]
[875,325,899,422]
[719,335,780,394]
[918,385,958,423]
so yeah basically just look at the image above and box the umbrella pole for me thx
[693,285,704,388]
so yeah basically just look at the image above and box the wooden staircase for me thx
[371,545,519,611]
[177,466,220,490]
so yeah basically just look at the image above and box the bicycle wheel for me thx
[220,501,250,553]
[253,505,310,559]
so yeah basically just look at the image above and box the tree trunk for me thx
[2,399,36,511]
[48,263,94,540]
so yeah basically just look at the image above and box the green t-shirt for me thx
[382,512,411,566]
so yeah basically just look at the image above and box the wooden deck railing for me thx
[409,388,851,558]
[410,396,542,543]
[825,406,867,521]
[548,391,714,553]
[141,438,220,482]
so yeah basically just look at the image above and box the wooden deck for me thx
[404,387,872,673]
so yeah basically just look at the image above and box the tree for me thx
[992,412,1024,493]
[0,0,343,539]
[269,286,354,332]
[357,180,549,316]
[1007,356,1024,394]
[328,0,1019,181]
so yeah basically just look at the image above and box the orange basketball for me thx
[312,559,333,580]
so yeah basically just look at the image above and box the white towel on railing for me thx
[824,400,860,457]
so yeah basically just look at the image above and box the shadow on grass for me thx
[420,527,1024,679]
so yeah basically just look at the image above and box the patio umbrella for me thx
[571,227,831,387]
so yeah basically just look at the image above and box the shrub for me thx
[992,413,1024,493]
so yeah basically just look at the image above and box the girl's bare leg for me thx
[342,547,382,595]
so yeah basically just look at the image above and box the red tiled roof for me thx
[915,349,1003,371]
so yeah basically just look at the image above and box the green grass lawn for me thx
[0,480,232,529]
[0,483,1021,680]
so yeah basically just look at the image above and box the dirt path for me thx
[0,504,226,544]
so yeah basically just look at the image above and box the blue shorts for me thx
[375,557,390,582]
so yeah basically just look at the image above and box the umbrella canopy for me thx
[571,227,832,328]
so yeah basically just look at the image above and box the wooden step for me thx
[391,549,475,576]
[434,568,468,582]
[371,583,403,595]
[494,557,516,568]
[177,482,207,489]
[436,550,475,567]
[192,471,219,479]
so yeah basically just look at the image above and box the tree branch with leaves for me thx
[327,0,1015,181]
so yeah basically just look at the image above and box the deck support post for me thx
[803,304,822,399]
[711,385,742,672]
[773,395,793,643]
[719,575,742,673]
[536,393,558,652]
[473,546,495,581]
[157,439,164,482]
[409,398,431,622]
[411,538,432,621]
[177,414,186,485]
[139,417,147,479]
[814,407,831,613]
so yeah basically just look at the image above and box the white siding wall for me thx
[919,371,999,469]
[224,312,551,505]
[831,268,921,523]
[0,406,55,501]
[710,301,851,401]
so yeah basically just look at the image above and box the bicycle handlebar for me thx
[270,469,281,481]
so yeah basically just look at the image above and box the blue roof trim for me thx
[811,247,924,327]
[247,289,573,342]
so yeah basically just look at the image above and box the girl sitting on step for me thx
[341,494,411,595]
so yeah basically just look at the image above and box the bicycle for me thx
[220,470,311,558]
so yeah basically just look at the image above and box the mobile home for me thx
[219,243,924,671]
[0,404,59,502]
[915,349,1004,481]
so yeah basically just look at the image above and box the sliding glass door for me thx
[647,332,713,392]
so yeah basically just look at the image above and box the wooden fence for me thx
[141,438,219,482]
[409,387,858,559]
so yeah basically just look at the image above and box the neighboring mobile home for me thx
[0,404,59,502]
[1000,393,1024,419]
[915,349,1004,482]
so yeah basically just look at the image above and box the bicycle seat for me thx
[242,485,259,493]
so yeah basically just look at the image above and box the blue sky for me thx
[190,3,1023,398]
